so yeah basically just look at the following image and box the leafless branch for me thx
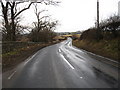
[14,2,33,18]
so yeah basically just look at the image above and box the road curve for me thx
[3,38,119,88]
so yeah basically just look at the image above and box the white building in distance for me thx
[118,1,120,16]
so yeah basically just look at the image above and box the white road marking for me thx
[61,46,85,63]
[58,49,61,53]
[60,54,75,70]
[64,39,118,64]
[24,52,37,65]
[79,77,83,79]
[8,71,16,80]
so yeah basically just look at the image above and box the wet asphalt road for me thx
[3,38,119,88]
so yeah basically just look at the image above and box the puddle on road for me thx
[92,67,118,88]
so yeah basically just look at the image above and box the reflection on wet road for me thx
[3,38,119,88]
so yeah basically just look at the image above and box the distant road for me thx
[3,38,119,88]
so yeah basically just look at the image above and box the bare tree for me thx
[100,14,120,38]
[1,1,33,41]
[30,4,58,42]
[0,0,59,41]
[33,3,50,32]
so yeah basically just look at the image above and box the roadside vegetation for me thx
[73,14,120,61]
[2,41,59,72]
[0,0,60,72]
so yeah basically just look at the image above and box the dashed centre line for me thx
[58,49,61,53]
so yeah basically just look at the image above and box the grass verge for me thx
[72,39,119,62]
[2,41,60,72]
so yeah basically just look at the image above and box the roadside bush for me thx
[80,28,99,41]
[80,15,120,41]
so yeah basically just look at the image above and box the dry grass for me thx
[2,41,60,72]
[73,39,119,61]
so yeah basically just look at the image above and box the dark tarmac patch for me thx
[92,67,118,88]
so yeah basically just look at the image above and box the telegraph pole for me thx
[118,1,120,16]
[97,0,99,30]
[96,0,101,41]
[97,0,101,69]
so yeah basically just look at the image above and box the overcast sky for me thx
[1,0,120,32]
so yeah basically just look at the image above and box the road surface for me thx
[3,38,119,88]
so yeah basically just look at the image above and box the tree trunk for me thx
[10,2,16,41]
[1,2,11,41]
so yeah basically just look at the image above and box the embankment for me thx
[73,39,119,61]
